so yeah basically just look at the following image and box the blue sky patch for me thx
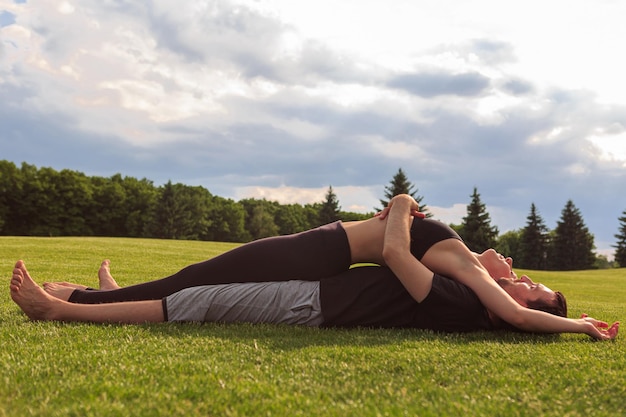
[0,10,16,27]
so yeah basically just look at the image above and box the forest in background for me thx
[1,161,625,269]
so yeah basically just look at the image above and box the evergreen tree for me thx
[318,186,341,225]
[548,200,595,270]
[378,168,430,217]
[518,203,549,270]
[239,198,279,240]
[149,181,210,240]
[204,196,248,242]
[0,160,21,234]
[612,209,626,267]
[495,229,522,261]
[460,187,498,253]
[274,203,311,235]
[248,204,279,240]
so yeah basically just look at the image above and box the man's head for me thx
[496,275,568,317]
[475,249,568,317]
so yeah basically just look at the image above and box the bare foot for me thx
[43,259,121,299]
[10,260,60,321]
[43,282,78,301]
[43,282,89,290]
[98,259,120,290]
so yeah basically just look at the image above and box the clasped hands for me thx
[375,194,425,220]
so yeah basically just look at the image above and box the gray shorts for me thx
[164,280,323,326]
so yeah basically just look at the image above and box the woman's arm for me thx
[382,194,618,340]
[381,196,433,302]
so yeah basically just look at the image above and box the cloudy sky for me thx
[2,0,626,259]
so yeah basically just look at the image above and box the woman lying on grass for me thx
[10,195,619,339]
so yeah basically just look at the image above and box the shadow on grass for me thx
[129,320,565,351]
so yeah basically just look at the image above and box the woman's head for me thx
[474,249,515,279]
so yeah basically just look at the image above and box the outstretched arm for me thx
[381,195,619,340]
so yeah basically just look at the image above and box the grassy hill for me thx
[1,237,624,416]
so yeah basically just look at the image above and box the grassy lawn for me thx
[1,236,624,417]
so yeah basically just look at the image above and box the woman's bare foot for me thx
[43,259,121,299]
[98,260,120,290]
[43,282,79,301]
[10,260,61,321]
[44,282,89,290]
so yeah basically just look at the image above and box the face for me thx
[475,249,516,280]
[496,275,557,307]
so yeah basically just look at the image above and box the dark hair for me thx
[526,291,568,318]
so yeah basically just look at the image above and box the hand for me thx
[374,194,425,220]
[580,313,619,340]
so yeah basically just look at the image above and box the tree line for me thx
[0,160,368,243]
[371,168,625,270]
[1,161,625,269]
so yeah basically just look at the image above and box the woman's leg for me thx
[67,222,351,304]
[44,259,121,294]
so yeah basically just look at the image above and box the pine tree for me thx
[612,209,626,267]
[318,185,341,225]
[151,180,178,239]
[518,203,549,270]
[378,168,430,217]
[548,200,595,270]
[460,187,498,253]
[495,229,522,261]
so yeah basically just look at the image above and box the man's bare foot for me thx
[10,260,60,321]
[98,259,120,290]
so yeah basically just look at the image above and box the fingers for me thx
[589,320,619,340]
[581,314,609,328]
[375,207,391,220]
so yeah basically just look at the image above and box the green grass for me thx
[1,237,625,417]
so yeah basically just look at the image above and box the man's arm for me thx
[381,194,619,340]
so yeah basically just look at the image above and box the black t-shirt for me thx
[319,265,493,332]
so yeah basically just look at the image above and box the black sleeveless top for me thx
[410,217,462,260]
[319,218,493,332]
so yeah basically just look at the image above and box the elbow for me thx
[382,245,402,266]
[504,308,530,330]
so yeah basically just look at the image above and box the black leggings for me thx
[68,221,352,304]
[68,217,461,304]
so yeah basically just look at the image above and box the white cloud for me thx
[588,128,626,163]
[58,1,75,15]
[234,184,381,213]
[428,204,467,225]
[2,0,626,258]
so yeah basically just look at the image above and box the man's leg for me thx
[10,261,164,324]
[165,280,323,326]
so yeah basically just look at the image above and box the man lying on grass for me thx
[10,258,618,340]
[10,261,619,340]
[11,195,618,339]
